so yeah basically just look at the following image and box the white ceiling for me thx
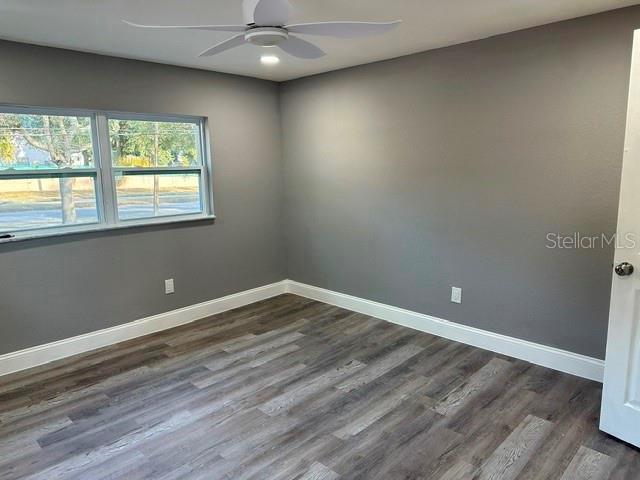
[0,0,638,82]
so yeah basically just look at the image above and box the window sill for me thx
[0,214,216,245]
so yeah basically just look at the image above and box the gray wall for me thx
[281,6,640,359]
[0,41,285,355]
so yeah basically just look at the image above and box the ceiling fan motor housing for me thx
[245,27,289,47]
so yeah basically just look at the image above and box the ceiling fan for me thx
[124,0,401,59]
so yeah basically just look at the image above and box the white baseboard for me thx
[0,279,605,383]
[284,280,605,382]
[0,281,288,378]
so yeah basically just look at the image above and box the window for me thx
[0,107,213,241]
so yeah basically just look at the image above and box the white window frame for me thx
[0,105,215,243]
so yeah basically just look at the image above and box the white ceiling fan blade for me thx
[199,34,247,57]
[285,20,402,38]
[252,0,292,26]
[278,35,325,59]
[123,20,247,33]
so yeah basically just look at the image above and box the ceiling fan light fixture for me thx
[245,27,289,47]
[261,55,280,65]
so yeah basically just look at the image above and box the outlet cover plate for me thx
[451,287,462,304]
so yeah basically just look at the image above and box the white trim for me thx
[95,113,117,225]
[0,214,216,245]
[284,280,605,382]
[0,279,605,382]
[0,281,288,377]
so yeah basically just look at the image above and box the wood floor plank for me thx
[185,362,309,419]
[436,461,475,479]
[228,434,342,480]
[65,449,149,480]
[192,343,302,389]
[258,360,365,416]
[516,380,603,480]
[222,320,307,353]
[0,294,637,480]
[439,360,540,464]
[333,375,430,439]
[328,406,444,478]
[368,425,463,480]
[0,415,72,466]
[334,343,423,393]
[240,373,429,479]
[477,415,554,480]
[433,357,512,416]
[560,446,617,480]
[298,461,341,480]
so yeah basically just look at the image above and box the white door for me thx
[601,29,640,448]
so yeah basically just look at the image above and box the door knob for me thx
[615,262,635,277]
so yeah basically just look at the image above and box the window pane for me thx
[109,119,200,168]
[0,176,99,232]
[0,113,94,170]
[115,172,202,220]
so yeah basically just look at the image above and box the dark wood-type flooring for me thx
[0,294,638,479]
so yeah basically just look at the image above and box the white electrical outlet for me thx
[451,287,462,304]
[165,279,175,295]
